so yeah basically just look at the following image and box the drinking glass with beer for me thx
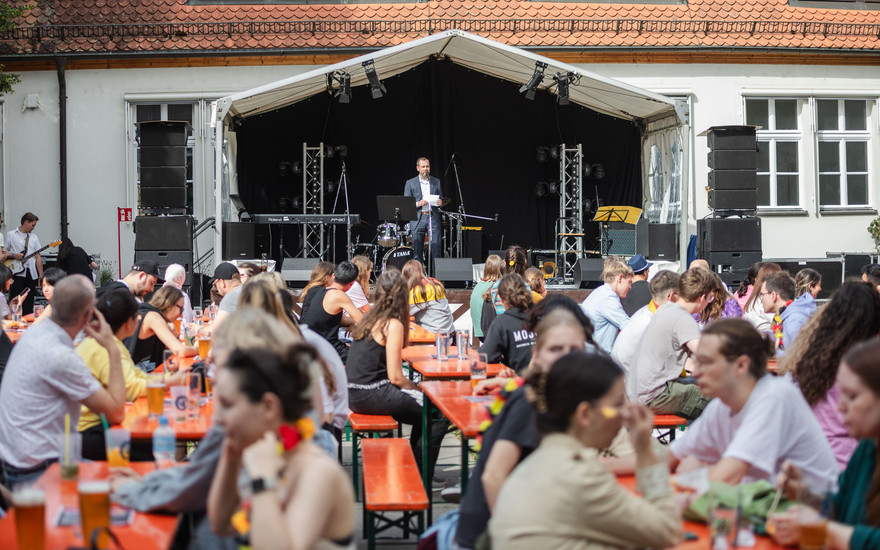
[12,486,46,550]
[78,480,111,549]
[470,351,488,391]
[147,373,165,420]
[198,336,212,360]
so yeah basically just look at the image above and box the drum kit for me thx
[353,221,417,273]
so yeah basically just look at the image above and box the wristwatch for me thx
[251,476,279,495]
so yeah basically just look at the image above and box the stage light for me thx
[326,180,338,194]
[362,60,387,99]
[278,161,302,177]
[547,181,559,195]
[337,72,351,103]
[535,146,550,163]
[554,72,571,106]
[591,164,606,180]
[534,181,548,198]
[549,146,560,161]
[519,61,547,100]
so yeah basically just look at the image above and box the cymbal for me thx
[441,197,452,207]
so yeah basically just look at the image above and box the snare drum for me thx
[377,223,400,247]
[382,246,415,272]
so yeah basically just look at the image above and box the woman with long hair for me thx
[162,263,194,325]
[346,270,448,473]
[695,272,743,327]
[400,259,455,334]
[489,245,528,314]
[56,236,97,280]
[471,254,504,343]
[125,285,197,369]
[346,255,373,310]
[297,261,335,306]
[743,262,782,332]
[771,338,880,549]
[735,262,761,310]
[30,267,66,324]
[795,267,822,299]
[524,267,547,303]
[208,343,355,550]
[479,274,536,374]
[489,352,681,550]
[779,281,880,468]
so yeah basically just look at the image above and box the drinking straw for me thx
[100,413,115,449]
[64,413,71,465]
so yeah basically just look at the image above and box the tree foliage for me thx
[0,2,30,95]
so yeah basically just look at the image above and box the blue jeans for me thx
[1,458,56,489]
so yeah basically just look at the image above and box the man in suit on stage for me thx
[403,157,443,269]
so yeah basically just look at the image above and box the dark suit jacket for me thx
[403,175,442,234]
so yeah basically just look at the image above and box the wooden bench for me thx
[348,411,399,501]
[653,414,688,442]
[361,438,429,550]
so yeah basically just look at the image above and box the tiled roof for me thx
[2,0,880,56]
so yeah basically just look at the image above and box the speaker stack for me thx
[134,215,194,286]
[700,125,762,287]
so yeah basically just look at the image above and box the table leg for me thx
[461,437,469,495]
[422,394,431,525]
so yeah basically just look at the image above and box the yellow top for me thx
[77,337,146,432]
[409,279,447,305]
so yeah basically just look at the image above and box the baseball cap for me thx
[211,262,240,284]
[131,259,164,283]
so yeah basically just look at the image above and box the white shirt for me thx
[610,305,654,401]
[0,319,102,468]
[670,375,838,484]
[345,281,369,310]
[5,228,41,279]
[419,177,431,213]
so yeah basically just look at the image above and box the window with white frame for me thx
[816,99,871,207]
[745,98,803,208]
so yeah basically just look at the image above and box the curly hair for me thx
[698,273,734,324]
[780,281,880,406]
[350,269,410,348]
[497,273,534,311]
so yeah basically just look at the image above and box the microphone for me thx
[444,152,458,177]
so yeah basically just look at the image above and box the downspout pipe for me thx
[56,56,68,239]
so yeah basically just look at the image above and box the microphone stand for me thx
[330,161,353,262]
[451,154,466,258]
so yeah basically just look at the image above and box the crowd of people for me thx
[2,221,880,550]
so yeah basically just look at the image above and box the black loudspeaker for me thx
[602,218,648,257]
[223,222,255,260]
[435,258,474,288]
[134,250,193,286]
[464,229,483,264]
[708,150,757,171]
[139,121,189,146]
[698,217,762,254]
[572,258,605,289]
[647,223,679,261]
[140,187,187,209]
[708,170,757,190]
[140,146,186,167]
[706,251,763,289]
[134,216,193,251]
[708,189,757,211]
[281,258,320,287]
[140,166,187,188]
[707,126,756,150]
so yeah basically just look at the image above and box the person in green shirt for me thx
[770,337,880,550]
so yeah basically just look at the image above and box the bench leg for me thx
[461,437,470,495]
[352,432,360,502]
[366,510,375,550]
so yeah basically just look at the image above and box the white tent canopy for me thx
[215,29,678,123]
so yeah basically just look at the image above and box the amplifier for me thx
[708,170,757,190]
[698,217,762,254]
[435,258,474,288]
[281,258,320,287]
[708,150,757,171]
[708,189,757,211]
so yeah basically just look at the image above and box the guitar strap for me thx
[20,233,29,276]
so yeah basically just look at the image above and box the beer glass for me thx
[78,480,110,549]
[147,372,165,420]
[105,428,130,468]
[470,351,488,391]
[173,316,182,335]
[13,486,45,550]
[198,336,212,360]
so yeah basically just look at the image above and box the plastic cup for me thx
[147,373,165,420]
[78,480,110,549]
[187,372,202,421]
[173,316,182,335]
[13,486,45,550]
[436,332,450,362]
[456,329,470,357]
[163,349,180,373]
[192,307,203,326]
[105,428,130,468]
[33,303,45,318]
[470,351,487,391]
[59,432,81,481]
[169,385,188,423]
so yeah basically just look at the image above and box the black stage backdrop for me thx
[236,58,642,264]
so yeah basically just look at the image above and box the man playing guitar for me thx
[7,212,42,315]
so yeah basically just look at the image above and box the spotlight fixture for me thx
[547,181,560,196]
[534,181,548,198]
[535,146,550,163]
[278,160,302,177]
[591,163,606,180]
[362,60,387,99]
[519,61,547,100]
[553,72,577,106]
[328,70,351,104]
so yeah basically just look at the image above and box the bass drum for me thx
[382,246,415,273]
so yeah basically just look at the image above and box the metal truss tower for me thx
[302,142,325,258]
[556,143,584,282]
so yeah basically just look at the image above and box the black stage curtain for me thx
[236,58,642,263]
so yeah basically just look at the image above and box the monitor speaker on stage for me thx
[134,216,193,251]
[281,258,320,287]
[647,223,679,261]
[134,250,193,286]
[434,258,473,288]
[572,258,604,289]
[223,222,255,260]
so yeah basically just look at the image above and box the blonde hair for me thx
[524,267,545,294]
[251,271,287,292]
[239,279,301,337]
[350,255,374,301]
[482,255,505,282]
[213,308,300,354]
[601,256,633,283]
[299,261,335,303]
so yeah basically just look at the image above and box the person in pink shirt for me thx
[779,280,880,469]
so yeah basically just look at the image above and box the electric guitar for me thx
[4,240,61,274]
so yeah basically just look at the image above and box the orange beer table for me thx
[402,346,504,380]
[408,324,438,345]
[122,397,213,442]
[0,462,177,550]
[419,380,491,524]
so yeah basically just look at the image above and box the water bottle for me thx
[152,415,176,469]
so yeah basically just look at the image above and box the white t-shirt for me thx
[0,319,102,468]
[634,302,702,403]
[346,281,369,310]
[610,305,654,401]
[743,302,774,333]
[670,375,838,484]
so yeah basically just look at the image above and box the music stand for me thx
[593,206,643,225]
[377,195,418,224]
